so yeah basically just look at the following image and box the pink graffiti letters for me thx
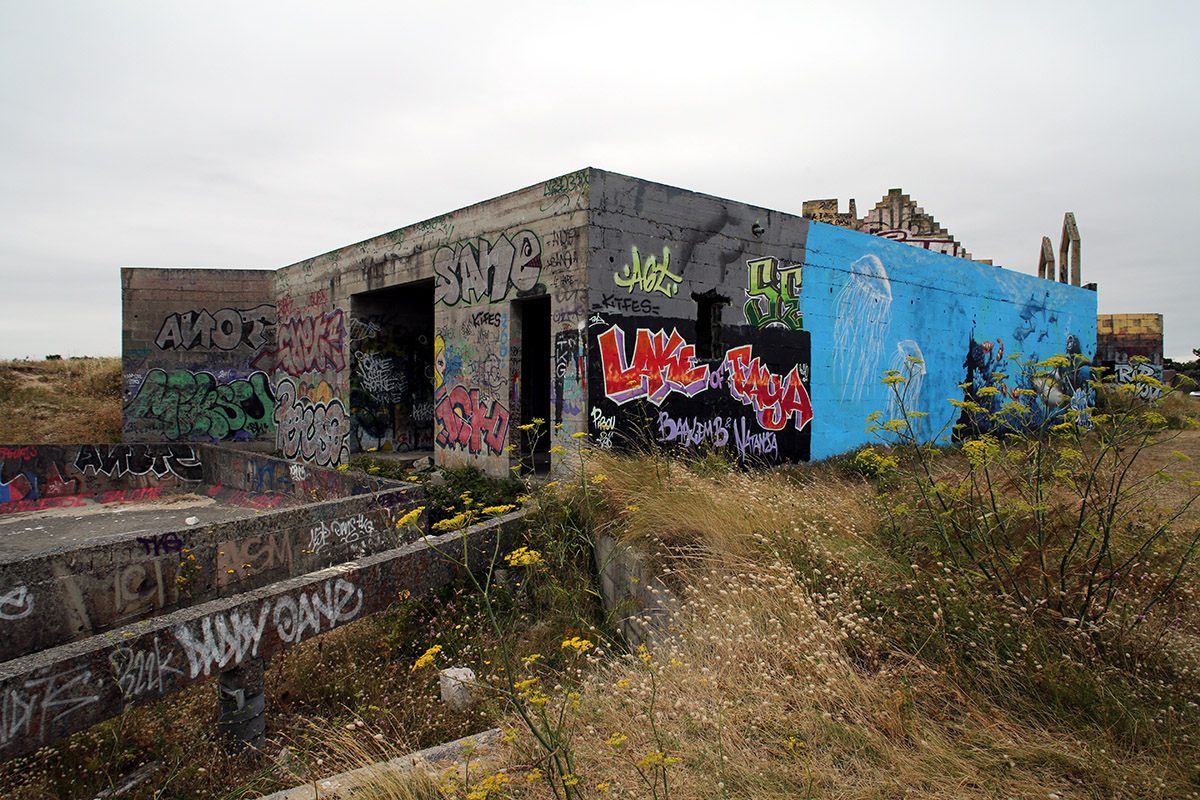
[276,310,346,375]
[434,386,510,456]
[597,325,709,406]
[723,345,813,432]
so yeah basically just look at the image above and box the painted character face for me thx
[433,334,446,392]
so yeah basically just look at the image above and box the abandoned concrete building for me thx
[122,168,1099,478]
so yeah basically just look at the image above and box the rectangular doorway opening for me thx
[348,280,435,457]
[513,295,551,473]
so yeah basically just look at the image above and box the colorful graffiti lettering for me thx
[125,370,276,441]
[434,386,510,456]
[613,246,681,298]
[273,377,351,467]
[597,325,709,406]
[723,345,813,432]
[276,310,346,375]
[1114,361,1164,400]
[74,444,203,482]
[154,305,275,352]
[433,231,542,306]
[744,257,803,330]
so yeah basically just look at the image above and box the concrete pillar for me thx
[1059,212,1081,286]
[217,656,266,751]
[1038,236,1054,280]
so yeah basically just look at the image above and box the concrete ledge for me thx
[255,728,504,800]
[593,533,680,649]
[0,511,524,761]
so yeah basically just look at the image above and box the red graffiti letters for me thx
[723,345,813,432]
[276,310,346,375]
[434,386,510,455]
[597,325,709,406]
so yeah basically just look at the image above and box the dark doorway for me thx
[348,280,435,454]
[513,295,551,472]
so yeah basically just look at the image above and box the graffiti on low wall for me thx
[0,445,204,514]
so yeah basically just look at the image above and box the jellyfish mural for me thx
[833,254,893,402]
[887,339,928,439]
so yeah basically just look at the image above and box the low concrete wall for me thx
[0,511,523,761]
[593,534,678,649]
[0,444,423,660]
[197,445,395,500]
[0,444,205,514]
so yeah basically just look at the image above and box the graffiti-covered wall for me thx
[122,268,277,443]
[270,170,591,475]
[586,171,814,464]
[120,169,1100,475]
[801,221,1098,459]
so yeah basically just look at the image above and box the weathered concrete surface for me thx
[0,445,422,660]
[0,511,522,761]
[255,728,503,800]
[0,493,273,558]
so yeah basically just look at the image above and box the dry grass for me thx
[434,451,1200,799]
[0,357,122,442]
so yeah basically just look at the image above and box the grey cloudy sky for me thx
[2,1,1196,360]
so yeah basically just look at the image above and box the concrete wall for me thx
[0,512,519,761]
[122,268,277,443]
[0,443,203,514]
[0,445,422,659]
[801,221,1098,458]
[585,170,813,464]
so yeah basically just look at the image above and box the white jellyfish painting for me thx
[887,339,927,438]
[833,254,893,401]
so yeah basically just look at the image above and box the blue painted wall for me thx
[800,221,1098,460]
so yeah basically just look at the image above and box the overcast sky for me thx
[2,1,1196,360]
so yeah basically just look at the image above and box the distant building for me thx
[1097,313,1164,398]
[123,169,1098,477]
[802,189,979,262]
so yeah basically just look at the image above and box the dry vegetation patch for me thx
[0,357,122,442]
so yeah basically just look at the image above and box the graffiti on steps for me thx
[154,305,276,352]
[0,667,101,749]
[0,585,34,621]
[74,444,203,482]
[434,230,543,306]
[744,257,803,330]
[125,370,276,441]
[273,377,350,467]
[172,578,363,678]
[613,246,681,298]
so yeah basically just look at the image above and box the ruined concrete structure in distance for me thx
[123,169,1099,478]
[1096,313,1165,398]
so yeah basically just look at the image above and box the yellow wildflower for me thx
[411,644,442,671]
[506,547,544,567]
[606,732,628,748]
[394,506,424,529]
[562,636,595,653]
[571,431,589,439]
[590,474,608,484]
[482,504,517,515]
